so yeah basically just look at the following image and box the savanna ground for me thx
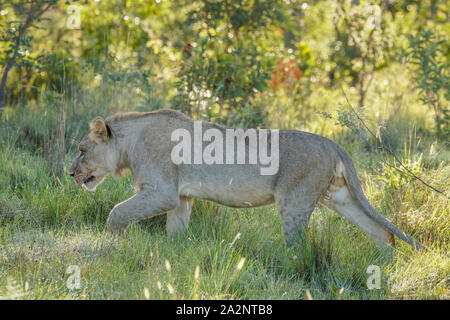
[0,0,449,299]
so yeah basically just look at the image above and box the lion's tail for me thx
[335,147,424,250]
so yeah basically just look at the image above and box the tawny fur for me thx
[69,109,422,249]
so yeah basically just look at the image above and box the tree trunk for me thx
[0,62,14,114]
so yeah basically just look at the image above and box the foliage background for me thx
[0,0,448,299]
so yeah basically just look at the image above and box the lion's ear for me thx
[90,117,109,142]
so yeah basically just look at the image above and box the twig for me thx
[341,88,448,199]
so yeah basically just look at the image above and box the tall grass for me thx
[0,66,448,300]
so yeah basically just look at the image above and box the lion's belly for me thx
[179,183,274,207]
[179,168,274,208]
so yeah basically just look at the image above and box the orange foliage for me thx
[268,59,302,91]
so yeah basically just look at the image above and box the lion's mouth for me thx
[74,176,95,185]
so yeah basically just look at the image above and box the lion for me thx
[69,109,422,249]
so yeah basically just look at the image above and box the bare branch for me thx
[341,88,448,199]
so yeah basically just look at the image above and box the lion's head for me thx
[69,117,112,191]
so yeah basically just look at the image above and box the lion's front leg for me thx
[107,188,179,233]
[166,196,193,236]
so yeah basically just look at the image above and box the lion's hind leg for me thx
[275,183,321,244]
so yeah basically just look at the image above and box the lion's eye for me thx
[79,151,85,159]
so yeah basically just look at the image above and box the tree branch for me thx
[341,88,448,199]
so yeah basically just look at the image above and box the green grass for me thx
[0,67,448,300]
[0,125,448,300]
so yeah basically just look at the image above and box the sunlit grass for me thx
[0,65,448,299]
[0,139,447,299]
